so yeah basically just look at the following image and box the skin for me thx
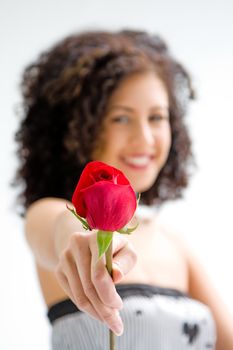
[93,72,171,193]
[25,72,233,348]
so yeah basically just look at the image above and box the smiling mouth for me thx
[122,155,153,168]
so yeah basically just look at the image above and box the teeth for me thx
[124,156,150,166]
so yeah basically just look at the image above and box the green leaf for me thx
[97,230,113,259]
[66,204,91,230]
[117,222,139,234]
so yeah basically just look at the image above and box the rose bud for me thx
[72,161,137,231]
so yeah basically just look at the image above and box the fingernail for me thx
[112,322,124,336]
[112,312,123,336]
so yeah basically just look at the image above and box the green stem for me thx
[105,239,115,350]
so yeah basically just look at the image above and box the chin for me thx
[131,178,157,194]
[126,167,159,190]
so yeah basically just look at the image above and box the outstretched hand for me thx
[55,231,137,336]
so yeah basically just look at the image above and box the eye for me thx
[149,114,168,123]
[110,115,130,124]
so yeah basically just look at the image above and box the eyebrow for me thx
[106,104,169,113]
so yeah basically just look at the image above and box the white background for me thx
[1,0,233,349]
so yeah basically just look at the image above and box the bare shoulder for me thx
[157,218,233,350]
[157,219,226,299]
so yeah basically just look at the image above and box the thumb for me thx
[112,242,137,283]
[112,262,124,283]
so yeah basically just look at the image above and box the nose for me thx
[130,121,155,146]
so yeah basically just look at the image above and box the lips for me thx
[122,155,153,168]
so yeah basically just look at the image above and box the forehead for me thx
[106,72,169,110]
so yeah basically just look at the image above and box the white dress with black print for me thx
[48,283,216,350]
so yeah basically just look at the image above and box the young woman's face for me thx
[93,72,171,193]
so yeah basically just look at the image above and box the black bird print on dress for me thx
[183,322,199,344]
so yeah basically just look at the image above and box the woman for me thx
[14,29,233,349]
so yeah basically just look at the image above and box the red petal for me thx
[72,161,131,217]
[81,182,137,231]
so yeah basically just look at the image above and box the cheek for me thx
[92,132,119,161]
[157,125,172,154]
[165,129,172,152]
[100,127,127,154]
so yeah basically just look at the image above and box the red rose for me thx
[72,161,137,231]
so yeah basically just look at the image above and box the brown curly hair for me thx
[14,29,195,215]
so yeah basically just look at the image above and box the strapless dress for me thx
[47,283,216,350]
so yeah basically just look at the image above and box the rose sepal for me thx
[136,193,141,205]
[66,204,91,231]
[97,230,113,259]
[117,222,139,234]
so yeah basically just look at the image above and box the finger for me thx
[58,249,102,322]
[89,234,123,309]
[72,233,124,335]
[112,241,137,283]
[112,233,129,253]
[55,268,78,306]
